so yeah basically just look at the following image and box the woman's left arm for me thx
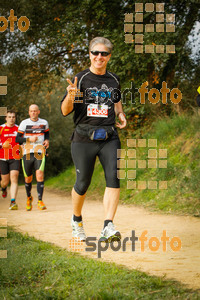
[114,101,127,129]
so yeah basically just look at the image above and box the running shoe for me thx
[9,202,18,210]
[26,196,33,211]
[99,222,121,242]
[37,200,47,210]
[71,216,86,241]
[2,188,7,198]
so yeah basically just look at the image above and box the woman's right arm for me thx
[61,77,78,116]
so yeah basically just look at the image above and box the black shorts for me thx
[0,159,20,175]
[71,137,121,195]
[22,153,45,177]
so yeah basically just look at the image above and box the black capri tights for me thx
[71,138,121,195]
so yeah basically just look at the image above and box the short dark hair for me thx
[7,110,16,117]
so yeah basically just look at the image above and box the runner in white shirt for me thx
[16,104,49,211]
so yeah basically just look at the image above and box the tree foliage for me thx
[0,0,199,174]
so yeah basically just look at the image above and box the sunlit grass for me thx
[46,112,200,215]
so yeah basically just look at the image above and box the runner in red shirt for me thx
[0,110,20,210]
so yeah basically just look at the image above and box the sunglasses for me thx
[90,51,110,57]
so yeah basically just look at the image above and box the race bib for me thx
[87,104,108,118]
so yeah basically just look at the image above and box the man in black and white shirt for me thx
[16,104,49,211]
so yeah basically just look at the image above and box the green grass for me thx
[0,227,199,299]
[46,112,200,215]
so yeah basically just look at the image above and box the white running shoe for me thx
[71,216,86,241]
[99,222,121,242]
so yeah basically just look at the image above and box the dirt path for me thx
[0,186,200,290]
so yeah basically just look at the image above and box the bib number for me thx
[87,104,108,118]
